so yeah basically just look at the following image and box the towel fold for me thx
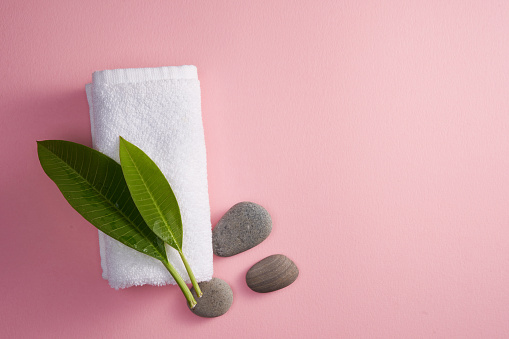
[85,65,213,289]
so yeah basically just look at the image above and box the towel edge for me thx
[92,65,198,85]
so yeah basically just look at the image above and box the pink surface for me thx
[1,0,509,338]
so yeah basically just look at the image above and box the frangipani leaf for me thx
[118,137,183,251]
[37,140,168,262]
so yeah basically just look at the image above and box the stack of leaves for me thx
[37,137,202,309]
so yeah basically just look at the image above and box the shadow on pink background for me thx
[1,1,509,338]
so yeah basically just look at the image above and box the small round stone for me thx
[188,278,233,318]
[246,254,299,293]
[212,202,272,257]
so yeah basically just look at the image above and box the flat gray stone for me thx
[189,278,233,318]
[246,254,299,293]
[212,202,272,257]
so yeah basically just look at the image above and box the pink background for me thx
[1,1,509,338]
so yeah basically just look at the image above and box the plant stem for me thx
[161,259,197,309]
[179,250,203,298]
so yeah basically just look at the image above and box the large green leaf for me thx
[37,140,168,262]
[118,137,183,252]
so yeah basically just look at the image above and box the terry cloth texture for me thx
[85,65,213,289]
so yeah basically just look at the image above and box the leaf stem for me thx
[161,260,197,309]
[179,250,203,298]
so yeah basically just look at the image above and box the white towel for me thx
[85,65,213,289]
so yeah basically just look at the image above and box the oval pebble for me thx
[188,278,233,318]
[212,202,272,257]
[246,254,299,293]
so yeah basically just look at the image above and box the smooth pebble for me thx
[189,278,233,318]
[246,254,299,293]
[212,202,272,257]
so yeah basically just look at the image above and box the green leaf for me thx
[37,140,168,262]
[118,137,183,252]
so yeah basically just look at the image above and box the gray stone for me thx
[212,202,272,257]
[246,254,299,293]
[189,278,233,318]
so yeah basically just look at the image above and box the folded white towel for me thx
[85,65,213,289]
